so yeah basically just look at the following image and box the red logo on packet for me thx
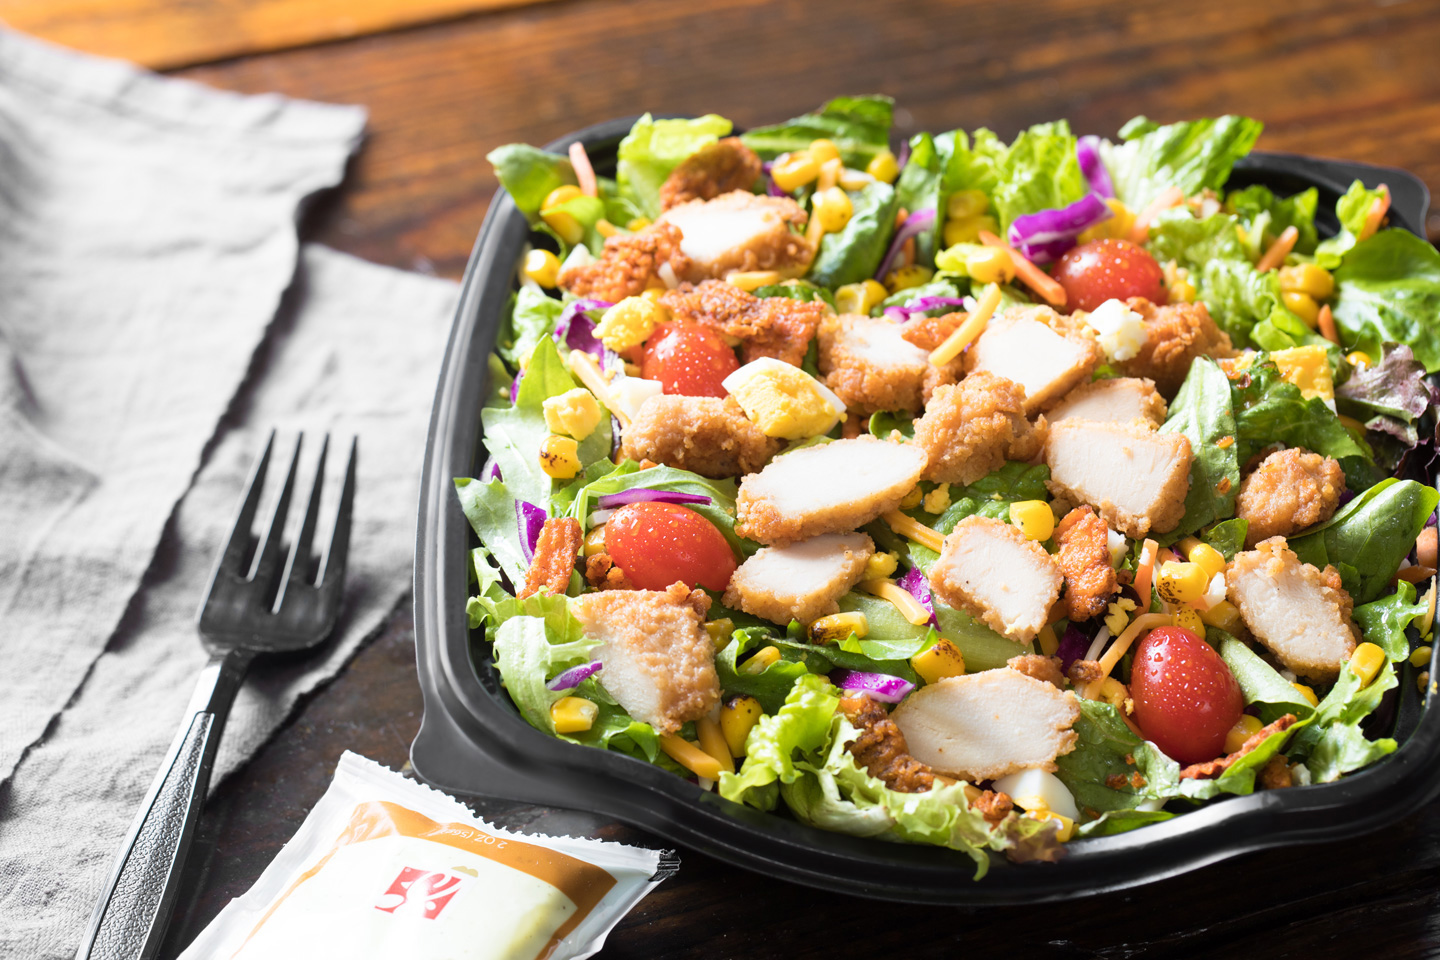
[374,867,467,920]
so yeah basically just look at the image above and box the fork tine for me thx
[275,434,329,608]
[318,437,357,587]
[249,433,303,589]
[215,430,275,577]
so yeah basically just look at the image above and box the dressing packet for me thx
[179,751,674,960]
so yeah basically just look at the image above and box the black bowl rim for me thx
[411,115,1439,904]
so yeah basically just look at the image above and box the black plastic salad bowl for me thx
[411,116,1439,904]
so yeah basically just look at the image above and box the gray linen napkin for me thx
[0,27,365,783]
[0,246,456,957]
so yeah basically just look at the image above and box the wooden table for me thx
[11,0,1439,955]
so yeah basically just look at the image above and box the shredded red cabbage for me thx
[895,565,939,627]
[509,376,520,404]
[830,669,915,704]
[1006,193,1112,264]
[1076,136,1115,200]
[895,139,911,172]
[761,160,787,198]
[874,208,935,281]
[595,488,712,510]
[882,296,970,323]
[515,500,546,563]
[1056,622,1095,673]
[483,459,503,483]
[546,659,603,691]
[554,299,612,359]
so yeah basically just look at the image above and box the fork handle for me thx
[75,649,253,960]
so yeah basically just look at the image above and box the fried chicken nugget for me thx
[1118,298,1237,396]
[818,313,961,416]
[839,694,936,794]
[519,517,582,599]
[1054,505,1119,622]
[557,222,691,303]
[621,394,780,478]
[659,137,763,211]
[911,372,1047,485]
[658,190,814,282]
[1236,447,1346,547]
[660,279,826,367]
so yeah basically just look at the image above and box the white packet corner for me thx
[179,751,675,960]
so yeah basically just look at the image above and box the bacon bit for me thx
[839,694,935,793]
[1217,435,1235,449]
[977,230,1068,307]
[1317,303,1340,345]
[1259,755,1294,790]
[1255,225,1299,273]
[1124,753,1137,766]
[1358,184,1391,242]
[519,517,583,599]
[1127,186,1185,244]
[972,789,1014,825]
[1179,714,1298,780]
[842,415,864,438]
[1105,774,1129,790]
[569,141,598,198]
[1216,476,1233,495]
[584,551,634,591]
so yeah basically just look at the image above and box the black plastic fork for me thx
[75,431,356,960]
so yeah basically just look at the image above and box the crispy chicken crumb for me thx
[973,789,1015,825]
[661,279,827,367]
[584,551,634,591]
[1067,659,1104,686]
[519,517,581,599]
[558,222,691,303]
[659,137,763,210]
[1007,654,1067,689]
[839,694,936,793]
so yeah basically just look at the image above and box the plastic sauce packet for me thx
[179,751,675,960]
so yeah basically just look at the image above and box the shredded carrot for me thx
[901,236,917,269]
[1358,184,1391,241]
[1317,304,1340,345]
[1255,225,1299,273]
[1127,186,1185,244]
[816,157,842,193]
[1397,565,1437,584]
[930,284,1002,366]
[568,141,598,198]
[881,511,945,553]
[1134,538,1159,608]
[895,207,910,228]
[977,230,1067,307]
[1084,613,1171,697]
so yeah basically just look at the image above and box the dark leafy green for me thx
[1230,355,1371,484]
[807,181,899,288]
[1336,342,1436,427]
[498,286,564,368]
[894,132,946,265]
[1289,478,1439,604]
[1202,518,1249,561]
[1354,580,1429,662]
[1217,633,1315,724]
[753,281,836,308]
[1331,229,1440,373]
[741,95,894,168]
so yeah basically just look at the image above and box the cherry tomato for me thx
[1129,626,1244,765]
[1052,239,1167,312]
[641,322,739,398]
[604,502,737,592]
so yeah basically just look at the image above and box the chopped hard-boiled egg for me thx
[1269,345,1334,403]
[722,357,846,440]
[594,296,665,352]
[607,376,664,423]
[1082,298,1148,362]
[542,387,603,440]
[991,768,1081,822]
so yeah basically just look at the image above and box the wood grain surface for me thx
[15,0,1431,956]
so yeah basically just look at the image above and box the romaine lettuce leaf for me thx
[455,476,530,586]
[1217,633,1315,723]
[1330,228,1440,373]
[498,286,565,368]
[486,143,576,219]
[719,673,841,811]
[1287,657,1398,782]
[1159,357,1239,539]
[1353,580,1429,662]
[1315,179,1390,268]
[489,594,597,734]
[807,180,899,288]
[466,545,512,629]
[938,127,1007,200]
[1100,115,1263,212]
[617,113,734,219]
[990,121,1088,232]
[714,627,814,714]
[740,95,894,168]
[752,280,835,308]
[1225,183,1319,255]
[1289,477,1439,604]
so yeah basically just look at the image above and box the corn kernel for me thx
[885,264,934,293]
[946,190,989,220]
[721,696,764,757]
[726,269,782,291]
[1185,542,1228,580]
[1079,198,1136,244]
[626,217,652,231]
[594,296,664,351]
[1027,809,1075,842]
[1347,351,1373,370]
[1009,500,1055,541]
[1172,606,1205,635]
[539,434,581,479]
[1278,263,1335,300]
[812,186,855,233]
[970,246,1018,285]
[541,185,587,246]
[1225,714,1265,754]
[741,645,781,675]
[1038,624,1060,657]
[1282,291,1321,328]
[1157,561,1208,605]
[582,524,606,557]
[544,184,584,208]
[595,218,619,239]
[1198,599,1245,635]
[899,485,924,509]
[523,248,561,288]
[1292,682,1319,707]
[923,483,952,514]
[771,151,821,193]
[942,214,999,248]
[542,387,603,440]
[809,612,868,644]
[1349,642,1386,688]
[867,149,900,184]
[808,139,841,165]
[1411,645,1433,669]
[705,618,735,648]
[912,639,967,685]
[864,551,899,581]
[833,283,867,315]
[551,696,598,733]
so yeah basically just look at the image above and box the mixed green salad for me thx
[458,96,1440,876]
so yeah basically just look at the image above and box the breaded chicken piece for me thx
[899,311,965,352]
[1226,537,1359,681]
[519,517,581,600]
[911,372,1047,485]
[892,669,1081,781]
[1048,377,1167,428]
[572,582,720,734]
[1045,420,1192,538]
[735,436,928,545]
[818,313,961,416]
[1118,298,1236,397]
[1236,448,1346,546]
[557,222,691,303]
[1007,654,1067,689]
[723,532,873,625]
[659,137,763,211]
[928,516,1063,644]
[657,190,814,282]
[1054,505,1118,621]
[661,280,827,367]
[963,306,1103,414]
[839,693,935,793]
[621,394,780,478]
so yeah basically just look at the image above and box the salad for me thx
[458,96,1440,877]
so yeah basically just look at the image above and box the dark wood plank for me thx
[177,0,1440,283]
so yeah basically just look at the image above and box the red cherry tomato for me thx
[641,322,740,398]
[604,502,737,592]
[1052,239,1168,312]
[1129,626,1244,765]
